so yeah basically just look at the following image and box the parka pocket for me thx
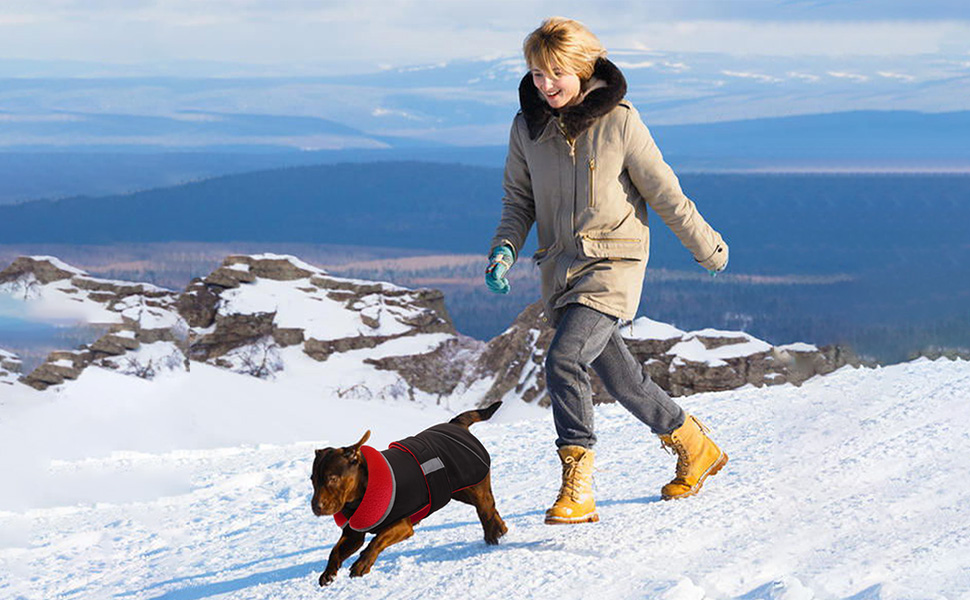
[579,232,645,260]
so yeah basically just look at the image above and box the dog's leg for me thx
[349,517,414,578]
[452,473,508,545]
[319,528,366,586]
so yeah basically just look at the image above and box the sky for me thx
[1,0,969,75]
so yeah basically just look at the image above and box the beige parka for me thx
[490,58,728,327]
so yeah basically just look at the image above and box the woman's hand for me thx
[485,245,515,294]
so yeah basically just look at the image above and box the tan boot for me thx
[659,414,728,500]
[544,445,599,524]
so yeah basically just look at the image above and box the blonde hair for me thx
[523,17,607,81]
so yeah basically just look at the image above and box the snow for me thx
[667,331,774,368]
[623,316,686,341]
[778,342,820,353]
[217,277,425,341]
[689,327,756,339]
[102,341,186,378]
[113,295,183,330]
[2,358,969,599]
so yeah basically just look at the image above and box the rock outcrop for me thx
[2,254,462,392]
[1,256,860,402]
[181,254,456,380]
[468,302,860,406]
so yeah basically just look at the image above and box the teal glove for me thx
[485,245,515,294]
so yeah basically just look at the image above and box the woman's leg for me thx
[590,328,686,435]
[543,303,614,523]
[544,303,618,449]
[590,328,726,500]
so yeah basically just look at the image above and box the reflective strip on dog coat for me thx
[334,423,491,532]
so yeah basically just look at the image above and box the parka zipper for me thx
[556,116,578,242]
[555,118,577,161]
[588,157,596,208]
[581,233,641,243]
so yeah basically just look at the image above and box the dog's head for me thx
[310,430,371,517]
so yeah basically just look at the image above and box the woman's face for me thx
[531,67,581,110]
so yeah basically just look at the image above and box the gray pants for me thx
[546,303,686,448]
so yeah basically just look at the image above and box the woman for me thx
[485,17,729,525]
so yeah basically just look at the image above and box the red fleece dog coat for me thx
[334,422,491,533]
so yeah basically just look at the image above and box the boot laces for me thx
[560,456,588,501]
[660,437,690,479]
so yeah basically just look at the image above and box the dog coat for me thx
[333,422,491,533]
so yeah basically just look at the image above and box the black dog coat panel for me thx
[334,423,491,533]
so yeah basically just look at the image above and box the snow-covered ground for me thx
[2,358,969,600]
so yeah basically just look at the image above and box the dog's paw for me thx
[484,518,509,545]
[319,569,338,586]
[349,559,372,578]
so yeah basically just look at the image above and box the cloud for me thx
[721,70,782,84]
[788,71,821,82]
[372,108,424,121]
[0,1,968,72]
[878,71,916,82]
[613,60,656,70]
[827,71,869,82]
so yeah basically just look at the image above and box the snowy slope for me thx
[2,358,968,599]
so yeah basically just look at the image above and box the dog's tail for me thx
[450,401,503,428]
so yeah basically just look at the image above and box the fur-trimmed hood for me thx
[518,57,628,141]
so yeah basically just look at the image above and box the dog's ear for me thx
[343,430,371,464]
[352,430,371,451]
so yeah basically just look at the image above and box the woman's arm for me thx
[489,117,536,261]
[622,105,728,272]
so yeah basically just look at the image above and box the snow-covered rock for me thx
[0,256,187,389]
[625,318,858,396]
[473,301,552,406]
[182,254,458,384]
[0,348,21,385]
[1,254,472,399]
[473,306,860,406]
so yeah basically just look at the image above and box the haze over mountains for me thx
[1,52,967,160]
[2,109,968,206]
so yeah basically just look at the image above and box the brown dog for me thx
[310,401,507,585]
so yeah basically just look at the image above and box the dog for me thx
[310,401,507,585]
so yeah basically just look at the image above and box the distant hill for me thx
[1,163,968,277]
[0,161,504,251]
